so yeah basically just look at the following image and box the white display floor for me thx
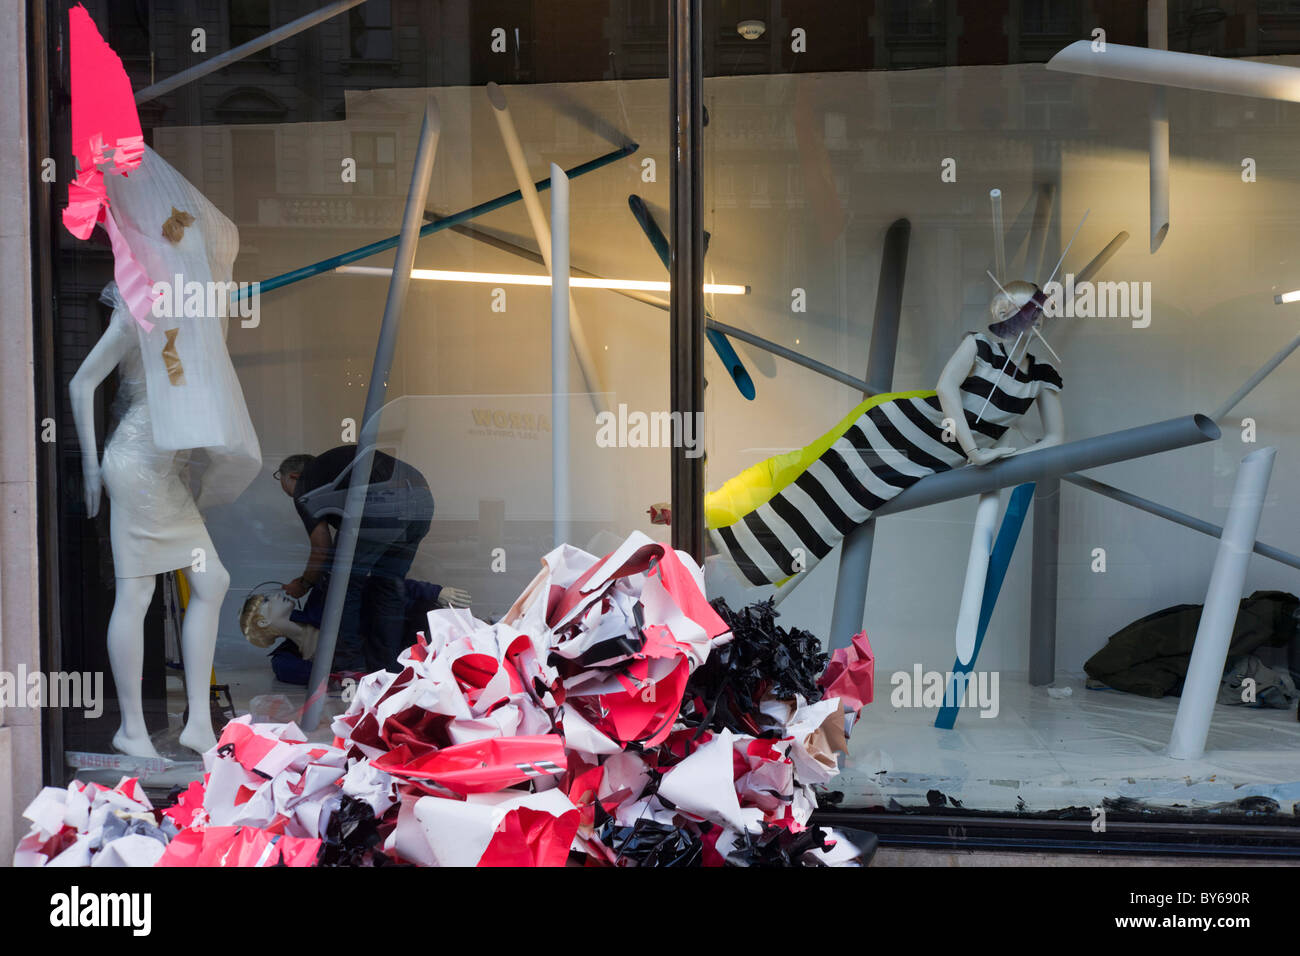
[839,671,1300,816]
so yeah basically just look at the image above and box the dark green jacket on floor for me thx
[1083,591,1299,698]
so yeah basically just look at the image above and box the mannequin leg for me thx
[107,574,161,758]
[955,492,1001,666]
[177,555,230,754]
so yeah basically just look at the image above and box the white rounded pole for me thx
[551,163,571,548]
[487,82,608,415]
[955,491,1001,666]
[990,188,1006,283]
[1167,446,1276,760]
[1149,1,1170,253]
[1047,41,1300,103]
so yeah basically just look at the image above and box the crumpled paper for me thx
[15,531,872,867]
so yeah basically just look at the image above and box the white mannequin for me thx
[67,147,258,758]
[936,281,1064,664]
[70,307,225,757]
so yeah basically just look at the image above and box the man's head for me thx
[276,453,315,496]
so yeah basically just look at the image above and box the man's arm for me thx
[286,521,334,597]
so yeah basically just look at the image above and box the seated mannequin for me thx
[657,279,1064,664]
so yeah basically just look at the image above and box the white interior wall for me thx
[168,60,1300,681]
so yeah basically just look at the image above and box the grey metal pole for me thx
[135,0,368,104]
[871,414,1219,519]
[301,98,440,731]
[669,0,705,562]
[828,219,910,651]
[1168,447,1276,760]
[440,221,880,392]
[1063,472,1300,571]
[551,164,571,548]
[1028,477,1061,685]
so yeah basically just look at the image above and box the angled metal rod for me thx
[1062,472,1300,571]
[488,82,607,414]
[871,414,1219,519]
[1025,184,1055,282]
[236,143,637,299]
[829,218,910,651]
[628,194,754,399]
[1073,230,1130,285]
[444,218,871,393]
[301,97,440,731]
[136,0,368,104]
[1212,328,1300,422]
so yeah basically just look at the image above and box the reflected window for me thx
[351,131,397,195]
[106,0,151,58]
[229,0,271,49]
[349,0,394,60]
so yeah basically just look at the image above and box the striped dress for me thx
[707,331,1063,587]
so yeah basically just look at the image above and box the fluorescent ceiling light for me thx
[1047,41,1300,103]
[335,265,749,295]
[1274,290,1300,305]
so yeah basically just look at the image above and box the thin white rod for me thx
[1148,2,1171,253]
[1032,327,1061,364]
[976,327,1023,424]
[551,164,570,548]
[488,82,608,415]
[1168,447,1276,760]
[1044,209,1089,288]
[990,188,1006,283]
[1212,328,1300,421]
[135,0,368,103]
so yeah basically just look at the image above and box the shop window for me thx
[350,131,397,196]
[229,0,272,49]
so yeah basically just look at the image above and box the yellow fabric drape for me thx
[704,389,937,530]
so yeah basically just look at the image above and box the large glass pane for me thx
[699,0,1300,828]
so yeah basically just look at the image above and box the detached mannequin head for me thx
[239,589,298,647]
[988,280,1047,341]
[277,453,314,496]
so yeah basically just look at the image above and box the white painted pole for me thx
[1167,446,1276,760]
[551,164,571,548]
[1047,41,1300,103]
[955,491,1001,666]
[1212,328,1300,422]
[990,189,1007,283]
[1149,1,1171,253]
[487,82,608,415]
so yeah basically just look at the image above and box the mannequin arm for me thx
[68,315,135,517]
[934,335,1011,466]
[1006,387,1064,457]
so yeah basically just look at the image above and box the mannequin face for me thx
[988,280,1045,340]
[279,472,301,496]
[262,590,297,630]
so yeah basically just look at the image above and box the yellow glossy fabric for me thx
[704,389,938,529]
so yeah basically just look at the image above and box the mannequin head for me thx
[988,280,1047,341]
[239,589,298,647]
[276,453,314,497]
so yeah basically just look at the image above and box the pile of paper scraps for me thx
[14,531,875,867]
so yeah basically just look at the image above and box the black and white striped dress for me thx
[709,331,1063,587]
